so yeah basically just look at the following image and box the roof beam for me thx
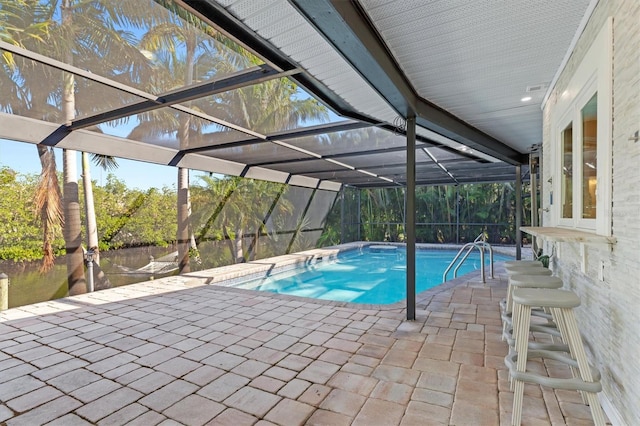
[167,120,372,165]
[289,0,526,165]
[263,159,446,176]
[171,120,482,161]
[264,120,372,141]
[70,65,298,130]
[179,0,380,125]
[0,40,273,145]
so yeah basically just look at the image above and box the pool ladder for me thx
[442,234,494,283]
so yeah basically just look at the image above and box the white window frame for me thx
[550,17,612,236]
[575,88,598,229]
[557,108,575,227]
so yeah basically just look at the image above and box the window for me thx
[550,18,611,236]
[581,94,597,219]
[561,123,573,219]
[558,93,597,225]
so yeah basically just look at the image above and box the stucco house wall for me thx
[541,1,640,424]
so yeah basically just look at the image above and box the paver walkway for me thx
[0,265,606,425]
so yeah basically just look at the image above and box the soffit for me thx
[346,0,593,153]
[207,0,592,156]
[180,0,517,184]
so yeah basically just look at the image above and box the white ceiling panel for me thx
[215,0,594,157]
[359,0,593,152]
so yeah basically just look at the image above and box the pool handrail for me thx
[454,241,494,279]
[442,241,494,283]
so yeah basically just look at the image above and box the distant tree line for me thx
[0,168,325,267]
[0,168,174,262]
[320,183,532,246]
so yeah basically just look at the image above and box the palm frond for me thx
[34,146,63,273]
[90,154,119,171]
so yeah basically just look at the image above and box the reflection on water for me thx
[1,245,179,309]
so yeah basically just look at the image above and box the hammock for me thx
[113,251,179,275]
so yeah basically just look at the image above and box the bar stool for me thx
[502,266,553,310]
[501,266,554,318]
[501,275,564,346]
[505,274,563,313]
[504,260,543,267]
[506,288,605,426]
[504,264,550,276]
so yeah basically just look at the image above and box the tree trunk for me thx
[187,183,200,265]
[177,167,190,273]
[60,1,86,294]
[82,152,99,259]
[235,227,244,263]
[176,31,196,273]
[249,230,260,261]
[82,152,111,290]
[223,225,235,264]
[63,149,87,295]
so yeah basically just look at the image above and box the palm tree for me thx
[201,79,329,262]
[130,0,331,269]
[81,152,118,289]
[0,0,65,272]
[189,175,293,264]
[60,0,165,292]
[53,0,87,294]
[135,0,258,272]
[1,0,158,291]
[82,152,118,264]
[137,25,206,273]
[210,77,328,135]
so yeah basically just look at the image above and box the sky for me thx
[0,0,347,191]
[0,95,343,191]
[0,92,343,191]
[0,138,205,190]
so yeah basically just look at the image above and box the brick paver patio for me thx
[0,263,605,425]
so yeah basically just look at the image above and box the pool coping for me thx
[179,242,517,312]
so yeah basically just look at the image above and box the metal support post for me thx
[403,187,407,240]
[357,189,361,241]
[406,115,417,321]
[340,188,345,244]
[530,155,538,228]
[530,153,539,257]
[515,165,522,260]
[455,185,460,244]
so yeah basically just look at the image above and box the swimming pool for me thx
[234,246,512,304]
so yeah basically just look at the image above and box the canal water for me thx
[1,245,179,308]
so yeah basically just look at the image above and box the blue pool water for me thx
[237,247,512,304]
